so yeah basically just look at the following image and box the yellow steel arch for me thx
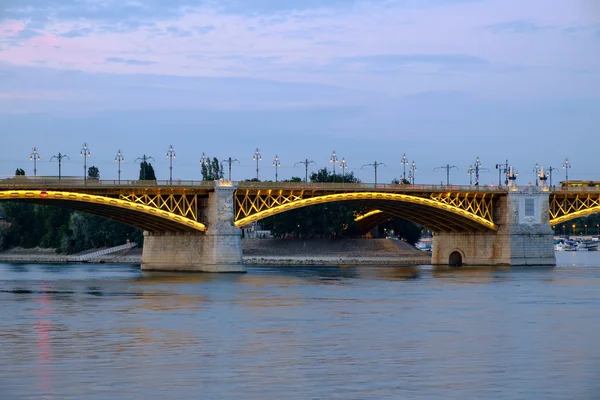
[354,210,384,222]
[0,190,206,232]
[550,206,600,226]
[235,192,497,231]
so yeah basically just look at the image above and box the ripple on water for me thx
[1,254,600,399]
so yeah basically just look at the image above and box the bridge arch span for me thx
[549,206,600,226]
[0,190,206,233]
[235,192,497,232]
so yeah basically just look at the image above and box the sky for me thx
[0,0,599,185]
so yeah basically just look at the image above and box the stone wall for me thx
[432,187,556,266]
[141,181,244,272]
[141,232,244,272]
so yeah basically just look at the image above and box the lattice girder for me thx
[235,189,498,232]
[119,192,198,222]
[549,193,600,225]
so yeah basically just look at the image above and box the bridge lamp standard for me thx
[166,145,176,185]
[221,157,240,181]
[467,165,475,186]
[80,142,91,181]
[473,156,489,186]
[533,163,541,186]
[562,158,571,187]
[495,160,509,187]
[50,152,70,181]
[253,148,262,180]
[200,152,210,166]
[272,155,281,182]
[434,164,458,187]
[340,157,348,182]
[115,149,125,184]
[547,166,557,188]
[135,154,155,181]
[29,147,40,177]
[294,159,317,183]
[408,161,417,185]
[400,153,409,182]
[330,151,339,182]
[362,161,386,186]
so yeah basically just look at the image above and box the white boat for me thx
[577,241,599,251]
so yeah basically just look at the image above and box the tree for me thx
[201,157,224,181]
[15,168,25,176]
[87,166,100,180]
[139,161,157,181]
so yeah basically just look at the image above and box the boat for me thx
[577,241,599,251]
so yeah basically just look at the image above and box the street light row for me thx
[27,145,575,185]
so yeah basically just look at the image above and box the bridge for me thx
[1,177,598,271]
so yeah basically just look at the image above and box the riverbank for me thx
[0,238,432,266]
[242,238,431,265]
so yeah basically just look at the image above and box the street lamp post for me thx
[362,161,386,185]
[50,152,70,181]
[330,151,339,182]
[221,157,240,181]
[253,148,262,180]
[200,152,210,166]
[562,158,571,187]
[29,147,40,177]
[340,157,348,182]
[434,164,458,187]
[135,154,155,181]
[467,165,474,185]
[166,145,176,184]
[408,161,417,185]
[115,149,124,183]
[294,159,316,182]
[400,153,408,182]
[495,160,509,186]
[80,143,91,181]
[547,166,557,188]
[473,156,489,186]
[533,163,541,186]
[272,155,281,182]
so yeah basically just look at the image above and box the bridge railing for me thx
[0,177,512,193]
[551,187,600,193]
[236,181,509,192]
[0,177,215,189]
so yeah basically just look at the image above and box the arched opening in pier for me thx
[449,251,463,267]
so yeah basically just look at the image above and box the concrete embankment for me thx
[0,239,432,266]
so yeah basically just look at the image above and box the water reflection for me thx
[1,255,600,399]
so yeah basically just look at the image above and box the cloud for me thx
[482,19,554,34]
[105,57,158,66]
[563,23,600,35]
[339,54,490,73]
[165,26,193,37]
[59,27,93,38]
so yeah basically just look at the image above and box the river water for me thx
[1,252,599,400]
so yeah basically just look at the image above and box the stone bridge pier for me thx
[432,187,556,267]
[141,181,245,272]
